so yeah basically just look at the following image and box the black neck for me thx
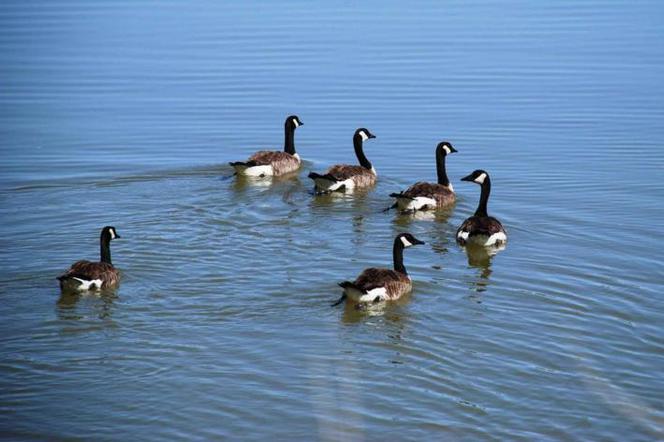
[393,240,407,275]
[436,151,449,186]
[475,177,491,217]
[353,135,372,170]
[284,123,296,155]
[100,236,112,264]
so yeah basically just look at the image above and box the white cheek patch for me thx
[293,119,299,127]
[475,173,487,184]
[110,229,116,239]
[360,131,369,141]
[443,145,452,154]
[400,236,413,247]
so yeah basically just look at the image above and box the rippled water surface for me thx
[2,1,664,440]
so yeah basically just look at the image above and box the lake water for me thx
[1,1,663,440]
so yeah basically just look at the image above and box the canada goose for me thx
[334,233,425,305]
[229,115,303,177]
[308,128,376,193]
[390,141,458,212]
[57,226,121,292]
[456,170,507,246]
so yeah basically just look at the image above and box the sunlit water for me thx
[1,1,664,440]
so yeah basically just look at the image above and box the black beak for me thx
[412,238,425,245]
[449,146,458,153]
[460,173,474,182]
[115,234,121,239]
[298,121,303,126]
[369,134,376,139]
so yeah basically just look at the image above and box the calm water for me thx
[1,1,664,440]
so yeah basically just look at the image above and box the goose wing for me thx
[401,182,441,198]
[248,151,293,165]
[354,268,404,292]
[58,261,119,286]
[457,216,505,237]
[326,164,371,181]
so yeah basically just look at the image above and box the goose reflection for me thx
[463,243,506,294]
[391,205,454,227]
[231,169,301,192]
[309,183,375,207]
[340,292,412,324]
[309,187,373,246]
[56,289,118,321]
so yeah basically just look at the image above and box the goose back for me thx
[456,216,506,246]
[58,260,120,291]
[349,267,412,301]
[248,151,301,175]
[402,182,455,206]
[327,164,376,187]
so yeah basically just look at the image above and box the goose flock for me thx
[58,115,507,308]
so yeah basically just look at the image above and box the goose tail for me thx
[229,161,257,173]
[309,172,342,193]
[389,192,414,201]
[338,281,363,291]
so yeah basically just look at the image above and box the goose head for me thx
[461,169,489,185]
[286,115,303,129]
[396,232,425,248]
[436,141,457,156]
[101,226,120,241]
[354,128,376,142]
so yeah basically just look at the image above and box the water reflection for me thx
[309,184,375,206]
[56,290,118,321]
[280,178,306,206]
[339,292,413,323]
[231,170,301,192]
[462,243,506,295]
[391,206,454,227]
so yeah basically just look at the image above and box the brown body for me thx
[248,151,301,175]
[352,268,412,300]
[58,260,120,291]
[402,182,455,207]
[326,164,377,188]
[456,216,506,245]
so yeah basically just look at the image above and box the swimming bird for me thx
[456,170,507,246]
[57,226,121,292]
[229,115,303,177]
[389,141,457,212]
[334,233,425,305]
[308,128,376,193]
